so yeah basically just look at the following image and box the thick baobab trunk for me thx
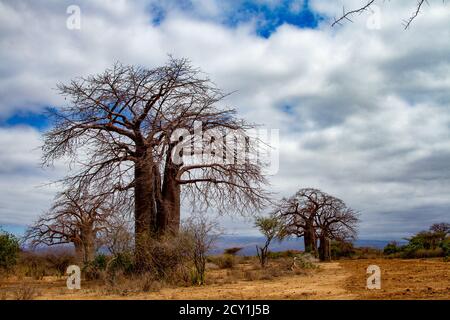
[319,235,331,261]
[81,227,96,264]
[134,151,157,267]
[74,241,84,264]
[303,220,317,255]
[157,148,181,235]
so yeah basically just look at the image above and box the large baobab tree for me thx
[332,0,441,29]
[276,188,332,255]
[276,188,358,261]
[25,189,118,264]
[43,58,269,266]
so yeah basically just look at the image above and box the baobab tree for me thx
[276,188,358,261]
[315,198,358,261]
[43,58,269,267]
[25,189,119,264]
[276,188,332,255]
[332,0,442,29]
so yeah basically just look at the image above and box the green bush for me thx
[108,252,134,275]
[383,242,402,255]
[0,230,20,271]
[383,224,449,259]
[440,237,450,257]
[83,254,110,280]
[92,254,108,270]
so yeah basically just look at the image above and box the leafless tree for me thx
[276,188,358,261]
[429,222,450,242]
[25,189,120,264]
[42,58,270,267]
[332,0,441,29]
[97,212,134,257]
[276,188,332,255]
[182,213,221,285]
[430,222,450,235]
[315,198,359,261]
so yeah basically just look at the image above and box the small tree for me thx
[183,214,221,285]
[0,229,20,272]
[430,223,450,242]
[25,188,121,265]
[255,214,285,268]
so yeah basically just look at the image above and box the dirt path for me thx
[39,262,356,300]
[4,259,448,299]
[142,262,354,300]
[341,259,450,300]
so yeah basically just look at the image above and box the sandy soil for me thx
[1,258,449,300]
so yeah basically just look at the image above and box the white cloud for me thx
[1,0,450,239]
[0,127,64,225]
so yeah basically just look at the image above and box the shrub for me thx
[383,242,402,255]
[208,254,236,269]
[136,233,193,283]
[402,248,443,259]
[217,255,236,269]
[440,237,450,257]
[14,284,40,300]
[353,247,382,259]
[107,252,134,276]
[92,254,108,270]
[0,230,20,271]
[18,250,76,279]
[182,214,220,285]
[83,254,110,280]
[18,252,48,279]
[292,253,318,269]
[268,250,302,259]
[44,251,76,276]
[243,270,259,281]
[331,241,355,259]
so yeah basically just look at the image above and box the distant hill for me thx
[211,235,407,256]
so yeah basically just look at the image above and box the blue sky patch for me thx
[224,0,322,37]
[2,111,49,130]
[149,0,322,37]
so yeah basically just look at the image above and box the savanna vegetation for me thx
[0,59,448,300]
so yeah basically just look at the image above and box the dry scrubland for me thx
[0,257,448,300]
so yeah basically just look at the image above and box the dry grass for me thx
[13,284,41,300]
[1,257,449,300]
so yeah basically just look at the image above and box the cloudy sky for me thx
[1,0,450,240]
